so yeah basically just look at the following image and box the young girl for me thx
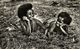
[45,12,72,37]
[54,12,72,36]
[17,3,45,36]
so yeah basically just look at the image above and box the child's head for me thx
[17,3,33,20]
[57,12,72,25]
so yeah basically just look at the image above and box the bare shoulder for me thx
[32,18,42,23]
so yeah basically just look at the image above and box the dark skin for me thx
[45,14,70,37]
[57,16,68,35]
[21,9,45,34]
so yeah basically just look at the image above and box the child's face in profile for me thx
[58,16,64,23]
[27,9,34,18]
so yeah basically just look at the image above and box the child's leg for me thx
[45,29,49,37]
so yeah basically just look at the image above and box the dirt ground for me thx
[0,0,80,49]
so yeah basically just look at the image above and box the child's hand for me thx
[23,16,29,21]
[56,21,66,27]
[56,21,61,26]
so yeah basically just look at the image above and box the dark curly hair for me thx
[57,12,72,25]
[17,3,33,20]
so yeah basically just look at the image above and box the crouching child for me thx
[45,12,78,42]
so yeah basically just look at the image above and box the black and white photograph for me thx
[0,0,80,49]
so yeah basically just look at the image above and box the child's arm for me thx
[60,25,68,35]
[23,16,31,33]
[48,21,56,33]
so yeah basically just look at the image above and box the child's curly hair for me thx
[17,3,33,20]
[57,12,72,25]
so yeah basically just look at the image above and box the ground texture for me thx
[0,0,80,49]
